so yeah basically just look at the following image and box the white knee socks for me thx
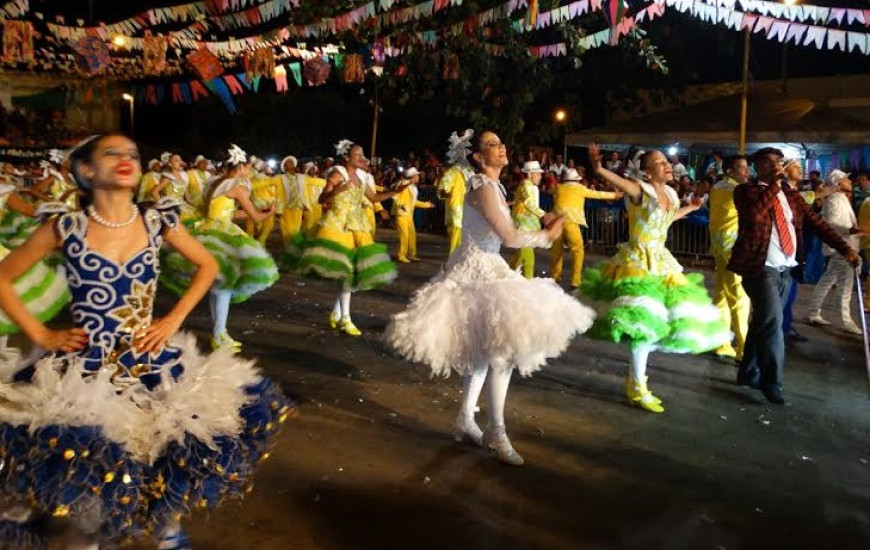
[484,367,513,428]
[210,290,233,338]
[630,344,651,382]
[458,365,488,420]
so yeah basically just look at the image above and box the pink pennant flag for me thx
[635,8,646,23]
[785,22,806,44]
[803,26,826,49]
[618,16,635,36]
[768,20,789,42]
[864,10,870,26]
[753,16,773,34]
[569,1,582,18]
[846,9,865,25]
[739,13,757,31]
[590,0,602,12]
[827,8,845,25]
[827,29,846,51]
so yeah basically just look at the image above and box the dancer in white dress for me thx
[385,131,596,465]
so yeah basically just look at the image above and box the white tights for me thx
[630,343,652,382]
[457,365,514,428]
[331,283,353,319]
[209,289,233,338]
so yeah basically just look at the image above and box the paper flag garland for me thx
[303,56,330,86]
[72,36,111,75]
[187,47,223,81]
[143,34,168,75]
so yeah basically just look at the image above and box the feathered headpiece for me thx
[48,149,66,165]
[227,144,247,165]
[160,151,173,164]
[446,129,474,165]
[334,139,354,158]
[625,150,646,181]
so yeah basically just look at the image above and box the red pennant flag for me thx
[189,80,210,101]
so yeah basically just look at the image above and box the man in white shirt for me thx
[805,169,862,334]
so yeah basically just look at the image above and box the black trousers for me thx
[739,267,792,392]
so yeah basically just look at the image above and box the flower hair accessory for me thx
[227,144,247,165]
[160,151,172,164]
[334,139,354,157]
[625,150,646,181]
[446,129,474,165]
[48,149,66,164]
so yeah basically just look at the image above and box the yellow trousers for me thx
[395,216,417,261]
[713,254,750,360]
[511,248,535,279]
[246,216,275,246]
[303,204,322,235]
[280,208,304,246]
[447,226,462,254]
[550,221,585,287]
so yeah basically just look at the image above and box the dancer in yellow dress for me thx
[550,167,620,289]
[137,159,164,202]
[510,161,547,278]
[162,145,279,350]
[391,167,434,263]
[284,141,399,336]
[580,144,730,413]
[437,129,474,254]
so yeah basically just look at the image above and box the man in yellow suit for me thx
[391,167,434,263]
[247,159,278,244]
[137,159,163,202]
[437,129,475,255]
[276,155,311,247]
[510,161,547,278]
[709,155,751,361]
[550,167,620,289]
[302,162,326,235]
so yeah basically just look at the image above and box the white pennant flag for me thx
[727,10,742,29]
[827,29,846,51]
[803,25,826,49]
[767,3,784,18]
[846,32,868,54]
[815,7,830,24]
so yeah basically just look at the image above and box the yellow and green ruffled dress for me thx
[581,181,730,353]
[161,180,278,304]
[283,166,396,290]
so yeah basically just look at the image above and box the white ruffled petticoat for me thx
[384,173,596,377]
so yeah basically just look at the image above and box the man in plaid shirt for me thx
[728,147,860,404]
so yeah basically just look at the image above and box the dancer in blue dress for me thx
[0,135,291,550]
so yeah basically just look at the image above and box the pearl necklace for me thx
[87,204,139,229]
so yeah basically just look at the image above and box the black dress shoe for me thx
[762,388,785,404]
[736,372,760,389]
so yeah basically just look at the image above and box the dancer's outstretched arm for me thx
[588,143,643,202]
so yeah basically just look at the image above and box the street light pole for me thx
[738,28,750,154]
[122,93,134,138]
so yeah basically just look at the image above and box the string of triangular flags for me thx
[0,0,27,21]
[669,0,870,53]
[44,0,304,45]
[699,0,870,27]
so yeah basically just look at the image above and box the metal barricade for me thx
[584,205,713,266]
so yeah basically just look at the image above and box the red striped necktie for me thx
[771,195,795,257]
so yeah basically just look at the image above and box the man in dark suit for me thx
[728,148,860,404]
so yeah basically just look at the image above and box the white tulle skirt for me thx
[384,246,596,377]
